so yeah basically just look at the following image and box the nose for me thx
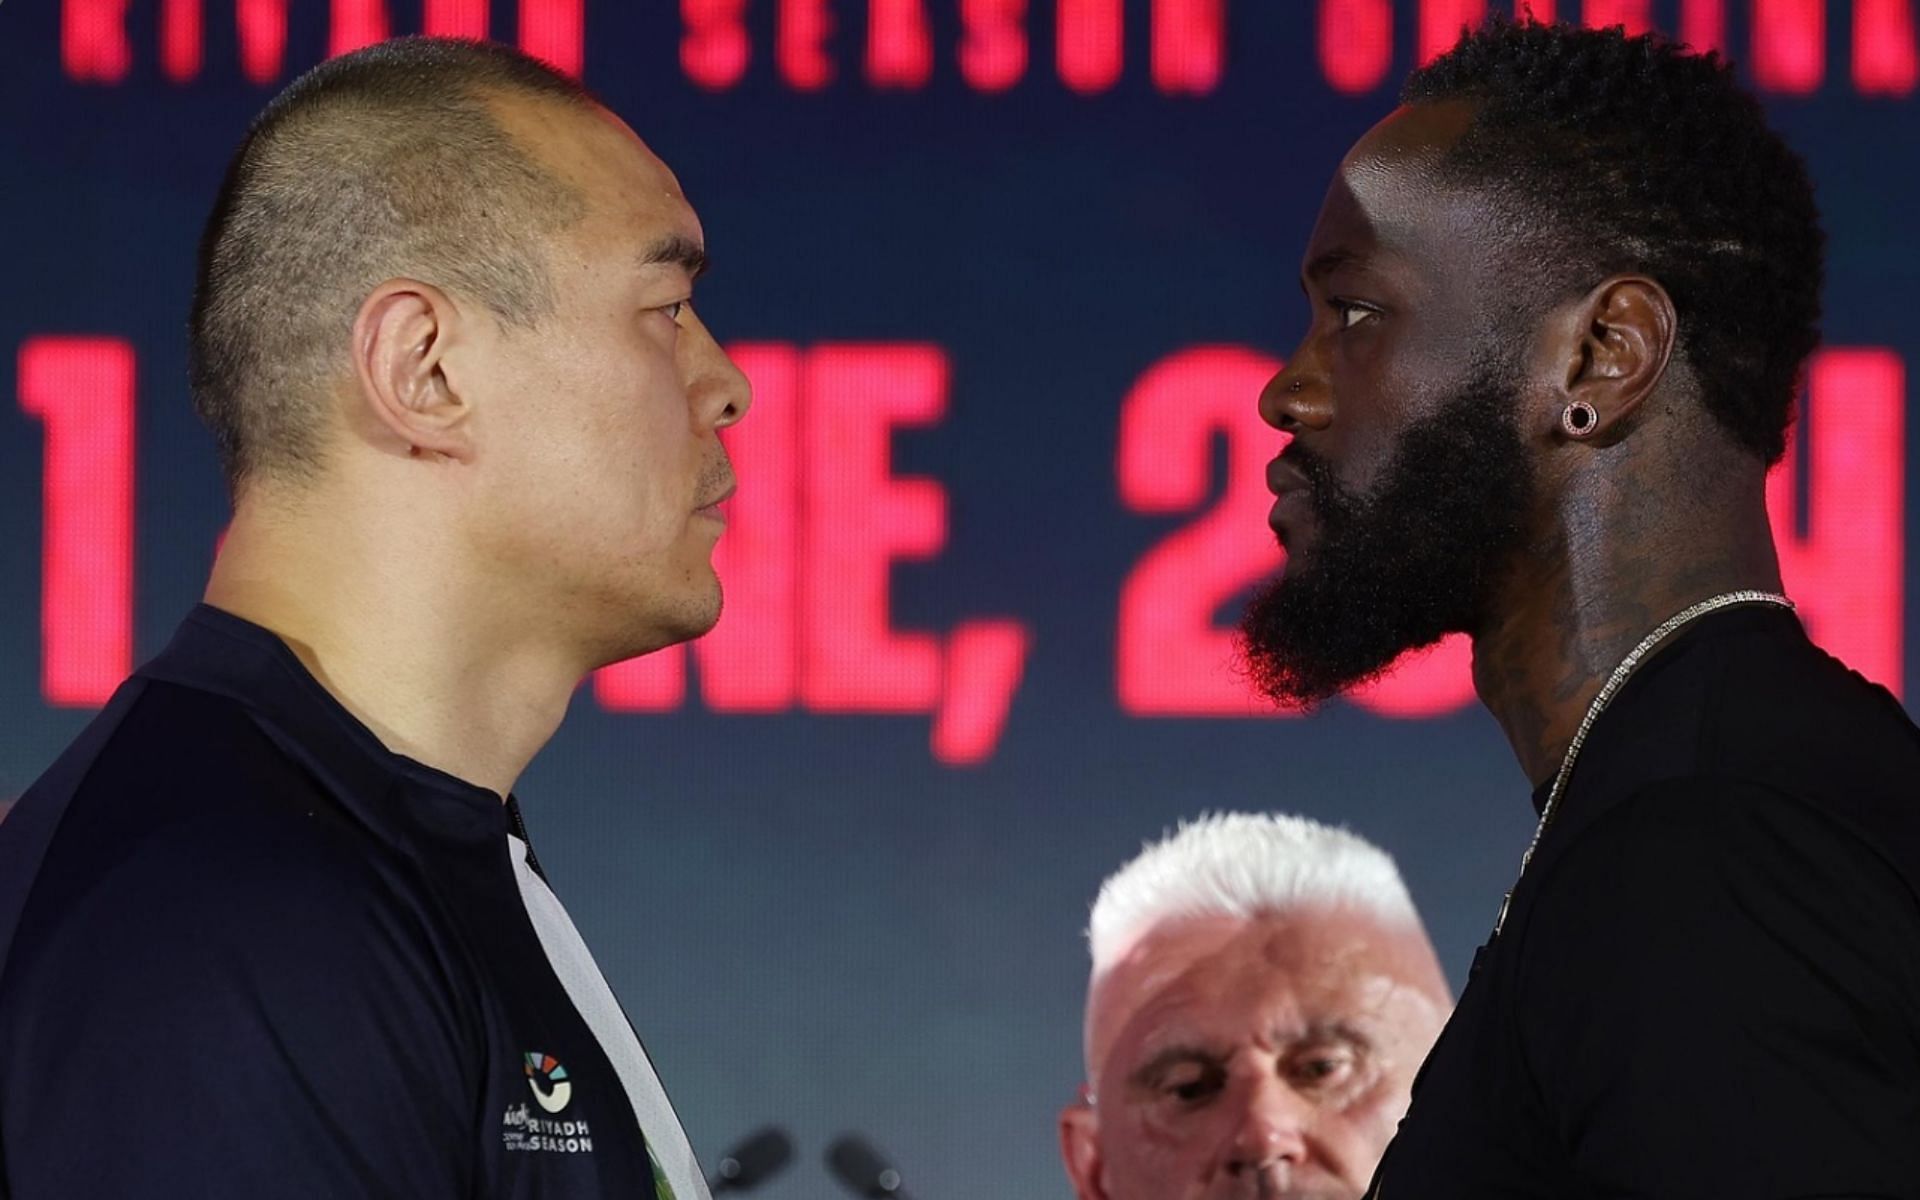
[689,311,752,430]
[1258,355,1331,436]
[1226,1074,1311,1180]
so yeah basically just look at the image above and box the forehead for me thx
[1304,101,1493,287]
[1090,911,1426,1071]
[492,93,703,256]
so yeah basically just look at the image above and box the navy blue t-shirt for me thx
[0,606,682,1198]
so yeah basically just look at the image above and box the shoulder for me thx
[8,675,327,862]
[1555,771,1912,879]
[1689,617,1920,817]
[50,674,318,809]
[0,687,485,1196]
[1579,613,1920,899]
[3,678,463,1028]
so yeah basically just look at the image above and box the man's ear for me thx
[1059,1090,1110,1200]
[349,278,476,464]
[1549,274,1678,443]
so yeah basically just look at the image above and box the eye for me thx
[1333,299,1380,330]
[1285,1045,1358,1091]
[659,300,688,322]
[1159,1064,1225,1106]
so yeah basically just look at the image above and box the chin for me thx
[1274,552,1319,590]
[655,579,725,645]
[574,585,721,671]
[1272,526,1320,571]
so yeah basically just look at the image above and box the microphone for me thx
[709,1126,794,1193]
[826,1133,913,1200]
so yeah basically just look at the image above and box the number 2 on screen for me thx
[1115,346,1291,717]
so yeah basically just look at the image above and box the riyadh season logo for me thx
[524,1051,573,1114]
[502,1102,595,1156]
[505,1053,593,1156]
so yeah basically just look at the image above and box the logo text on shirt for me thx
[503,1103,595,1155]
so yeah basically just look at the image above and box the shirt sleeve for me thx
[0,823,482,1199]
[1517,776,1920,1200]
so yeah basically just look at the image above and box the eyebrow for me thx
[639,233,709,280]
[1302,246,1365,287]
[1127,1021,1374,1087]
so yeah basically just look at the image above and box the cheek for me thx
[1326,380,1407,491]
[526,350,693,531]
[1318,1076,1416,1188]
[1335,989,1445,1139]
[467,421,643,582]
[1342,1074,1414,1143]
[1108,1102,1222,1184]
[1332,328,1465,476]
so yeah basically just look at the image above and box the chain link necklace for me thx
[1490,589,1794,936]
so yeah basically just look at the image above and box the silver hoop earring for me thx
[1561,401,1599,439]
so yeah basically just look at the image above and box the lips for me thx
[693,480,736,524]
[1266,457,1313,537]
[1266,456,1310,499]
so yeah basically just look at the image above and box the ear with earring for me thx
[1561,400,1598,439]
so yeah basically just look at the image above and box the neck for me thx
[205,489,582,798]
[1470,458,1782,788]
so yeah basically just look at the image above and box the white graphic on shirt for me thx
[507,835,710,1199]
[524,1051,573,1114]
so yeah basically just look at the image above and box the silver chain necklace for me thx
[1490,589,1794,936]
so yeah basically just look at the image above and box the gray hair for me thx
[1088,811,1420,978]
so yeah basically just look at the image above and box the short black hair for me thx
[1405,18,1824,464]
[189,37,596,495]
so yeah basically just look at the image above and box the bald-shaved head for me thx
[189,37,595,495]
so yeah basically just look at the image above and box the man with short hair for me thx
[1247,19,1920,1195]
[0,37,747,1198]
[1059,813,1450,1200]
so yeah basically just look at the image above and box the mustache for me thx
[1199,1164,1351,1200]
[696,451,735,504]
[1277,442,1338,497]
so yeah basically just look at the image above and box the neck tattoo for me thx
[1491,589,1795,937]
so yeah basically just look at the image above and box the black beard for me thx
[1239,371,1535,708]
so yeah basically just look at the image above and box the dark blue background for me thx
[3,3,1916,1195]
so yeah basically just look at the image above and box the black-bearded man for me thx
[1246,19,1920,1197]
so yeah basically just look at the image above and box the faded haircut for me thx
[1087,812,1422,979]
[188,37,595,496]
[1405,18,1824,464]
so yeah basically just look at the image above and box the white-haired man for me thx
[1059,813,1452,1200]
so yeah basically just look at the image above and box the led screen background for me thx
[3,1,1917,1195]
